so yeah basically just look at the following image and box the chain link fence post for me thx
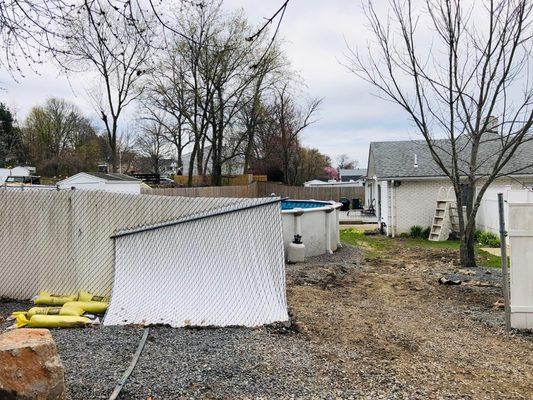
[497,192,511,332]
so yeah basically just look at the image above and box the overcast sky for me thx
[0,0,420,168]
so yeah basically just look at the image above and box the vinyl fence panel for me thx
[508,203,533,330]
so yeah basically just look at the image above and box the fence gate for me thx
[508,203,533,330]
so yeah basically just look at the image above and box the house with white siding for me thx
[365,138,533,236]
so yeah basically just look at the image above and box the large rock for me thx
[0,328,65,400]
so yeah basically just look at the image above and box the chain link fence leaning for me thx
[0,186,288,327]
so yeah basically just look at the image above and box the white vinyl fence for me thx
[508,203,533,330]
[477,187,533,234]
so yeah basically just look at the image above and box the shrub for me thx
[474,229,483,243]
[422,227,431,238]
[409,225,424,238]
[477,231,500,248]
[398,232,410,238]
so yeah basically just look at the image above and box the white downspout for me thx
[390,179,396,238]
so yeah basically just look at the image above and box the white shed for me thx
[57,172,142,194]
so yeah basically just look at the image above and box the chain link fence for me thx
[106,200,287,327]
[0,187,288,327]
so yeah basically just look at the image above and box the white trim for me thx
[507,230,533,237]
[57,172,105,185]
[511,306,533,313]
[372,173,533,182]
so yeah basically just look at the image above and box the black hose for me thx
[109,327,150,400]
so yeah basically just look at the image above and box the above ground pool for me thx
[281,200,333,211]
[280,199,342,258]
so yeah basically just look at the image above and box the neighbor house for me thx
[180,145,245,176]
[339,168,367,186]
[366,138,533,236]
[57,172,142,194]
[0,166,36,183]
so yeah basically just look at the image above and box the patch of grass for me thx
[341,228,503,268]
[399,238,461,249]
[340,228,392,259]
[476,249,503,269]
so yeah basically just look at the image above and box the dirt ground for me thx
[1,233,532,399]
[286,235,533,399]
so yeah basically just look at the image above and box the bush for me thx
[422,227,431,238]
[409,225,424,238]
[477,231,500,248]
[398,232,410,238]
[474,229,483,243]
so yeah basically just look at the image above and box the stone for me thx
[0,328,65,400]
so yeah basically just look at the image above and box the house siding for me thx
[391,177,533,234]
[393,180,446,233]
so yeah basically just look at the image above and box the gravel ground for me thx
[1,242,532,399]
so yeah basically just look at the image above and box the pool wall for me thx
[281,200,342,258]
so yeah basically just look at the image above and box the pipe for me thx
[109,327,150,400]
[390,179,396,238]
[325,206,334,254]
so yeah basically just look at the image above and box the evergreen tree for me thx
[0,103,24,167]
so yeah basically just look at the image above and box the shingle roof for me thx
[85,172,140,182]
[340,168,367,176]
[368,137,533,179]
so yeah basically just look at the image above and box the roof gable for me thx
[368,137,533,179]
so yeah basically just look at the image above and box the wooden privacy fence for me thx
[142,184,258,198]
[143,182,364,202]
[174,174,267,187]
[256,182,364,202]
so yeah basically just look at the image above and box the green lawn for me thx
[340,228,502,268]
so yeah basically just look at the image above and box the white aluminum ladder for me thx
[429,187,458,241]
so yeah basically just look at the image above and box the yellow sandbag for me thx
[34,291,76,306]
[60,305,85,316]
[15,314,30,328]
[11,311,27,318]
[16,314,90,329]
[25,306,85,318]
[78,290,108,303]
[64,301,108,314]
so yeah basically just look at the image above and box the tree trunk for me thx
[109,143,117,173]
[460,230,476,268]
[459,181,477,268]
[187,143,197,187]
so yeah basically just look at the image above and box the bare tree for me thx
[347,0,533,267]
[274,83,322,184]
[336,154,358,170]
[60,4,152,171]
[136,118,169,174]
[142,57,191,172]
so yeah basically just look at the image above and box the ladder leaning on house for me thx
[429,187,460,241]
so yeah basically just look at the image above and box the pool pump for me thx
[287,234,305,263]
